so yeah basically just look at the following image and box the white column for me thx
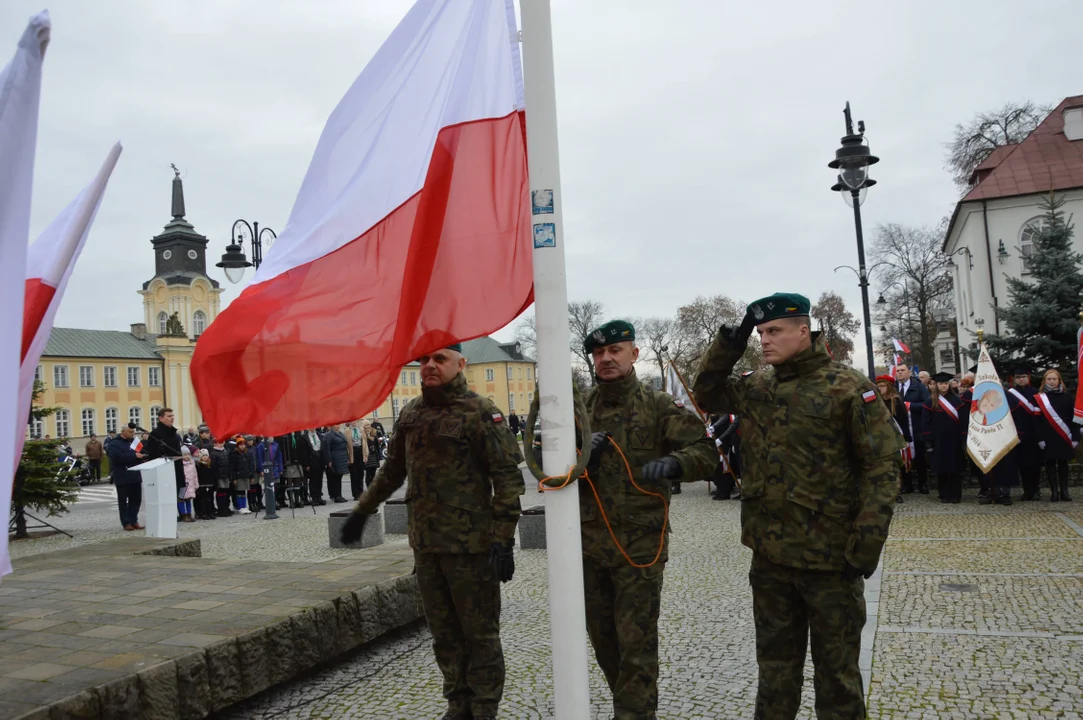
[520,2,591,716]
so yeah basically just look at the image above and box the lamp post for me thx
[216,219,279,518]
[829,102,879,379]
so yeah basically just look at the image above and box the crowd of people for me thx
[101,408,393,531]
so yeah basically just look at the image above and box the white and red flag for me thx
[0,10,50,579]
[191,0,531,438]
[892,338,910,354]
[665,362,706,421]
[1074,326,1083,425]
[18,144,122,461]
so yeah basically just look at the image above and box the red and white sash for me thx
[937,395,959,422]
[1037,393,1073,445]
[902,401,915,468]
[1008,388,1040,416]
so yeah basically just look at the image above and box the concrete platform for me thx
[0,536,421,719]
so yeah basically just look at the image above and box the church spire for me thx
[170,163,185,219]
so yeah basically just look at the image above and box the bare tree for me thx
[672,295,764,384]
[568,300,606,383]
[513,313,536,359]
[870,221,955,370]
[810,291,860,365]
[945,100,1050,189]
[632,316,675,380]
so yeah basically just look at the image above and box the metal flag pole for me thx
[519,1,592,716]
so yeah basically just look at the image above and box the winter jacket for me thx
[147,422,184,488]
[253,440,284,479]
[210,447,232,489]
[181,459,198,499]
[84,439,103,460]
[230,448,255,480]
[105,436,143,486]
[1037,389,1079,461]
[321,429,352,475]
[196,461,215,487]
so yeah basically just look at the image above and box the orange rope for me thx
[537,438,668,569]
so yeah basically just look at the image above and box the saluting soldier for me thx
[692,293,904,720]
[580,320,716,720]
[340,344,525,720]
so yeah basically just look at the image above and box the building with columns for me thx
[33,173,534,444]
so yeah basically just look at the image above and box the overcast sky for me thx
[4,0,1082,360]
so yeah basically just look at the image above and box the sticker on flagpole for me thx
[533,222,556,248]
[532,189,554,215]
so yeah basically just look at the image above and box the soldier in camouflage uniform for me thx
[580,320,717,720]
[692,293,904,720]
[339,344,524,720]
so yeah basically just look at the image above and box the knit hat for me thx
[181,446,191,457]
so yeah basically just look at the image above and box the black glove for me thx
[489,540,515,583]
[585,432,611,473]
[339,511,369,545]
[642,455,682,481]
[723,311,757,346]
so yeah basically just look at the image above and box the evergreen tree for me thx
[10,381,79,539]
[988,191,1083,383]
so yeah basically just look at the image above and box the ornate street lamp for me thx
[829,102,879,379]
[215,219,277,285]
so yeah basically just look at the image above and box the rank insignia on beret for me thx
[861,390,877,403]
[491,412,504,423]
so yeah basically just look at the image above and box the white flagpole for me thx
[519,1,591,716]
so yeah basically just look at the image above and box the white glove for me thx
[1074,441,1079,449]
[715,439,723,448]
[1039,441,1047,450]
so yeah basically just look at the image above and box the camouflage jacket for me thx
[356,373,524,554]
[582,369,717,566]
[692,332,904,573]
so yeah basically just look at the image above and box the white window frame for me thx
[158,311,168,335]
[55,409,70,438]
[507,366,514,380]
[148,366,161,387]
[392,398,400,417]
[401,370,407,385]
[527,367,533,380]
[485,368,495,382]
[79,365,95,388]
[1019,216,1047,274]
[34,364,43,383]
[128,406,142,427]
[193,310,206,336]
[509,394,515,412]
[105,407,118,434]
[53,364,69,389]
[81,408,95,436]
[127,366,141,387]
[149,405,161,423]
[103,366,117,387]
[29,417,44,439]
[410,371,418,386]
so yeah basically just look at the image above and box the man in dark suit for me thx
[896,363,930,493]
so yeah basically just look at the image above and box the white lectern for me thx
[133,457,180,539]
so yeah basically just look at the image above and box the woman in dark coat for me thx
[321,423,352,503]
[1036,368,1076,502]
[876,375,908,504]
[920,371,967,503]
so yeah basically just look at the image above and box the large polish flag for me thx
[0,10,50,578]
[192,0,532,438]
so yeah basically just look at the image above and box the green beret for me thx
[746,292,811,324]
[583,319,636,354]
[446,343,462,353]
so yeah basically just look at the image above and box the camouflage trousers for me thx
[415,552,504,716]
[750,554,866,720]
[583,557,664,720]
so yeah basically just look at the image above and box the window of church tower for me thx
[148,367,160,387]
[193,311,206,336]
[158,312,168,336]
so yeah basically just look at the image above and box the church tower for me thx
[138,168,224,429]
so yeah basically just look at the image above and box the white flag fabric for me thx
[665,363,705,421]
[16,143,122,467]
[966,342,1019,473]
[0,10,50,579]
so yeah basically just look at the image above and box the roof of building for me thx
[961,95,1083,203]
[967,144,1017,184]
[462,336,534,364]
[42,328,162,360]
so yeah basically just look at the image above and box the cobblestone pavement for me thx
[13,479,1083,718]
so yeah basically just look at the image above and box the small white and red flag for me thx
[892,338,910,354]
[191,0,532,438]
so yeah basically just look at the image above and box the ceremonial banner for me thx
[966,342,1019,473]
[191,0,531,438]
[0,11,50,579]
[665,362,706,421]
[1075,325,1083,425]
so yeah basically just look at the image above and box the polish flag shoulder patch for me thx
[862,389,878,404]
[491,412,504,423]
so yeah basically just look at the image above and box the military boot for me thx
[1049,476,1061,503]
[438,712,470,720]
[1060,478,1073,502]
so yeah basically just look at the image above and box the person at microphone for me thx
[143,408,185,498]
